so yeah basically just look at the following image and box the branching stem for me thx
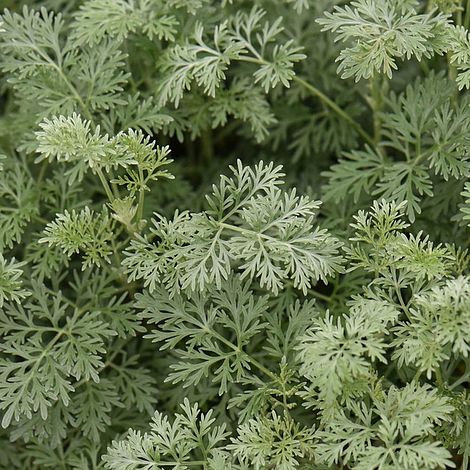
[208,326,278,382]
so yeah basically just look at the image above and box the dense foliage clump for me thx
[0,0,469,469]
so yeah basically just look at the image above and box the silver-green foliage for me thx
[124,160,343,295]
[0,0,469,469]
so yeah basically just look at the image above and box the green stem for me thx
[448,56,458,103]
[248,356,279,382]
[237,56,375,147]
[208,327,278,382]
[286,281,331,303]
[418,58,431,76]
[201,129,214,162]
[217,221,308,256]
[109,169,121,199]
[37,160,49,186]
[46,61,94,122]
[136,167,146,223]
[391,268,411,319]
[32,214,49,225]
[413,140,448,167]
[137,189,145,223]
[413,368,422,383]
[57,443,67,470]
[449,370,470,390]
[307,289,331,303]
[465,0,470,28]
[294,75,375,146]
[41,50,123,202]
[370,74,385,146]
[96,168,115,202]
[457,7,463,26]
